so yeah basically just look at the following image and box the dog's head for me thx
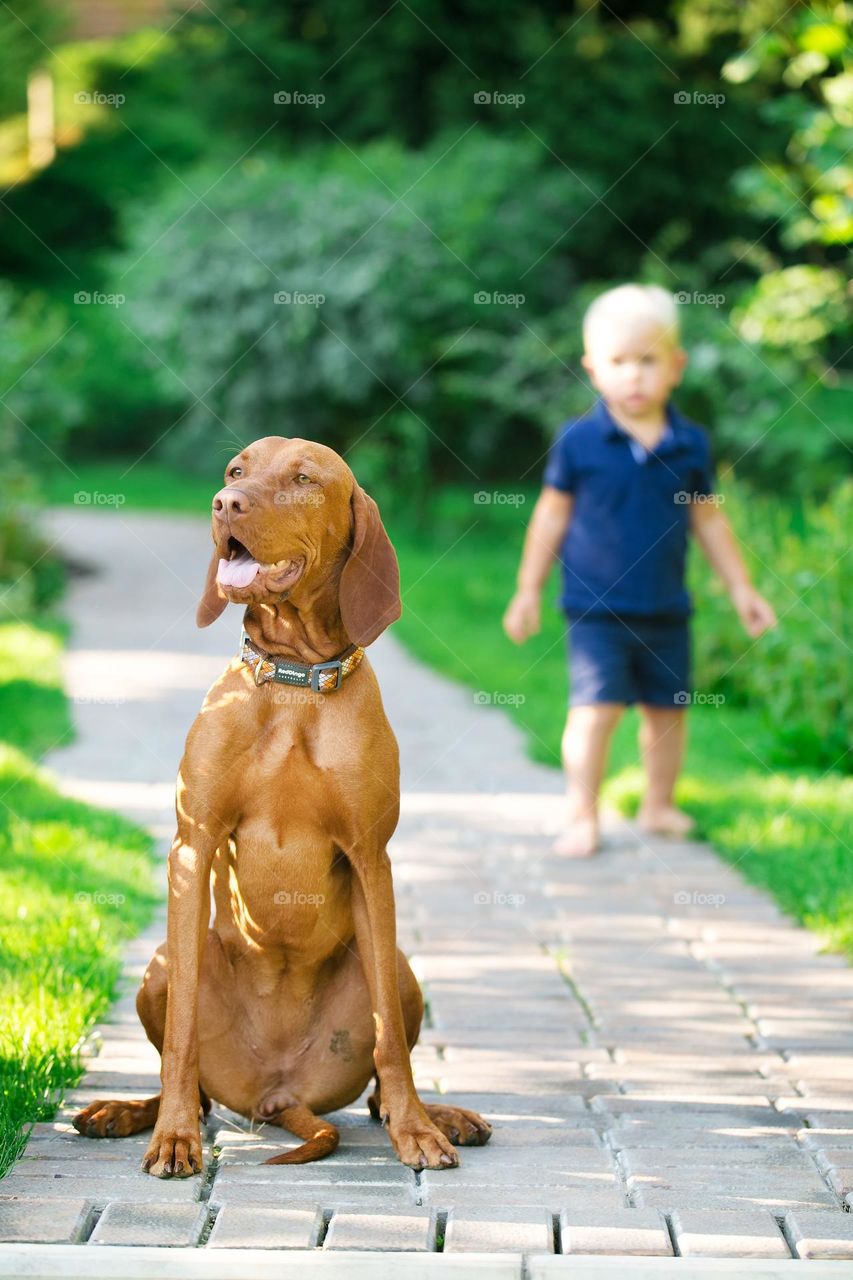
[196,437,401,647]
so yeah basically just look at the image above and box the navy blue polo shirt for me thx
[542,398,716,618]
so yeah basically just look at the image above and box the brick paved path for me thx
[1,509,852,1266]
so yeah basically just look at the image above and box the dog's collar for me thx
[239,628,365,692]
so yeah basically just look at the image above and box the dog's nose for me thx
[213,487,250,518]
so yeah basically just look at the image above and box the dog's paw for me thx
[142,1126,202,1178]
[423,1102,492,1146]
[72,1097,158,1139]
[386,1107,460,1170]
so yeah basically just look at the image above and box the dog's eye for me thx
[295,473,312,484]
[229,467,243,479]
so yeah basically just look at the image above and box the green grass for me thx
[40,460,215,515]
[41,460,852,961]
[0,621,160,1178]
[0,622,72,758]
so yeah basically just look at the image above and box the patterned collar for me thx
[240,628,365,692]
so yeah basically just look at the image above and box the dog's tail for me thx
[263,1103,340,1165]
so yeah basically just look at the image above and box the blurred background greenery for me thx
[0,1,850,936]
[2,0,849,752]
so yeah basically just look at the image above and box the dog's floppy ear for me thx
[339,482,402,647]
[197,547,229,628]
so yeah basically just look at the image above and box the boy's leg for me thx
[636,705,695,836]
[554,702,625,856]
[632,615,695,836]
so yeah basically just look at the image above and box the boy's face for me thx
[581,322,687,419]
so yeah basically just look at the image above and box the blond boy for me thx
[503,284,776,856]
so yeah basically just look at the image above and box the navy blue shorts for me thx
[566,612,691,708]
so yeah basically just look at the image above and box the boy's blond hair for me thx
[583,284,680,350]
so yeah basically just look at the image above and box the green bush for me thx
[104,133,587,494]
[690,478,851,772]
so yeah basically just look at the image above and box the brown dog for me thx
[73,437,491,1175]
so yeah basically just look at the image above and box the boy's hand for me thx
[503,588,541,644]
[731,584,777,638]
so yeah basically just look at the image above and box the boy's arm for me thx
[503,486,573,643]
[690,503,777,638]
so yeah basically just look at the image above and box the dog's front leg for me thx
[351,849,459,1170]
[141,824,215,1178]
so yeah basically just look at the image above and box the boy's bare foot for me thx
[637,805,695,837]
[552,814,600,857]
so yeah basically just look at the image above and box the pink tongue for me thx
[218,551,260,588]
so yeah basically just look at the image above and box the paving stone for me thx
[593,1095,784,1118]
[15,1148,140,1166]
[804,1111,853,1131]
[325,1209,432,1250]
[825,1166,853,1196]
[800,1131,853,1157]
[417,1092,592,1120]
[671,1208,790,1258]
[7,1158,158,1179]
[421,1186,625,1211]
[786,1055,853,1080]
[211,1163,413,1188]
[618,1147,818,1174]
[444,1206,552,1253]
[208,1180,416,1207]
[89,1201,208,1246]
[609,1078,789,1098]
[811,1147,853,1173]
[634,1186,837,1211]
[627,1169,833,1196]
[560,1208,671,1255]
[81,1071,162,1090]
[484,1128,603,1149]
[0,1196,94,1243]
[208,1204,320,1248]
[609,1124,798,1148]
[421,1165,618,1197]
[0,1173,202,1205]
[785,1209,853,1259]
[420,1145,614,1184]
